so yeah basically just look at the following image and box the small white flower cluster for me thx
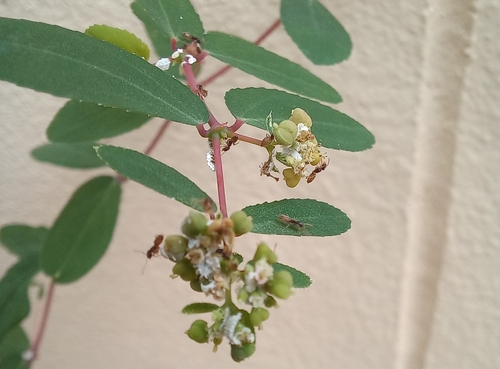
[209,308,255,346]
[154,48,197,71]
[238,258,274,308]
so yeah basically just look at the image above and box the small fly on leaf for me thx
[277,214,312,234]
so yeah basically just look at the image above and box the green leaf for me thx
[0,326,30,369]
[280,0,351,65]
[95,145,216,212]
[0,225,48,258]
[47,101,151,143]
[0,18,208,125]
[85,24,150,60]
[203,32,342,104]
[243,198,350,237]
[225,88,374,151]
[41,176,121,283]
[131,2,172,57]
[131,0,204,44]
[0,255,39,342]
[273,263,312,288]
[182,303,219,314]
[32,142,105,169]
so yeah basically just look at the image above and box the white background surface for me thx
[1,0,499,368]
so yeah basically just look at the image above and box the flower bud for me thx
[230,210,253,236]
[264,295,278,308]
[231,342,256,362]
[273,120,298,146]
[190,279,202,292]
[186,320,209,343]
[283,168,301,188]
[172,259,197,281]
[310,152,321,166]
[290,108,312,128]
[162,235,188,261]
[181,212,208,237]
[253,242,277,264]
[238,288,249,303]
[250,307,270,327]
[268,271,293,299]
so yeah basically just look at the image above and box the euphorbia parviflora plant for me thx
[0,0,375,365]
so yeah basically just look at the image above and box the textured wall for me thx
[0,1,498,368]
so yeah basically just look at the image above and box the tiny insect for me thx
[222,136,239,153]
[146,235,164,259]
[278,214,312,232]
[181,32,201,44]
[181,32,202,55]
[306,158,330,183]
[196,84,208,100]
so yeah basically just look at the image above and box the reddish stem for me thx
[144,120,171,156]
[200,19,281,86]
[211,135,228,218]
[234,132,265,146]
[27,280,56,368]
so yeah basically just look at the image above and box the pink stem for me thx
[228,119,245,132]
[211,135,228,218]
[27,280,56,368]
[200,19,281,86]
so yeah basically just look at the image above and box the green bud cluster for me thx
[160,211,295,362]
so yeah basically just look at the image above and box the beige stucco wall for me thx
[0,0,498,368]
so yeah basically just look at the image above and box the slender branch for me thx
[199,19,281,86]
[234,133,266,146]
[144,120,171,156]
[212,135,228,218]
[27,280,56,368]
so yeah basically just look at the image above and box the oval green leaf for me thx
[85,24,150,60]
[280,0,351,65]
[131,0,204,44]
[243,198,351,237]
[47,100,151,143]
[0,326,30,369]
[95,145,216,212]
[32,142,105,169]
[225,87,374,151]
[0,18,208,125]
[0,225,48,258]
[41,176,121,283]
[0,255,39,342]
[203,31,342,104]
[182,303,219,314]
[273,262,312,288]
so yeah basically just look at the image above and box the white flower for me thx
[254,258,274,285]
[297,123,309,134]
[282,146,302,161]
[155,58,171,71]
[182,54,197,65]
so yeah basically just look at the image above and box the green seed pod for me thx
[186,320,209,343]
[250,307,270,327]
[264,295,278,308]
[230,210,253,236]
[253,242,278,264]
[172,259,197,281]
[283,168,301,188]
[273,120,298,146]
[268,271,293,299]
[181,211,208,237]
[163,235,189,262]
[231,342,256,362]
[190,279,202,292]
[290,108,312,128]
[237,288,249,303]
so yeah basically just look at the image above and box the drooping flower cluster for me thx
[161,210,294,361]
[155,48,197,71]
[260,108,329,187]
